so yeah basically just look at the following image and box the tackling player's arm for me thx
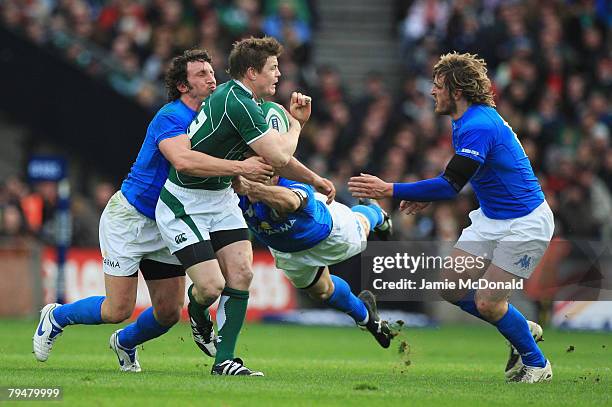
[159,134,274,180]
[348,154,480,201]
[276,157,335,203]
[235,177,305,213]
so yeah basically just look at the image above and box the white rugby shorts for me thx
[271,194,368,288]
[155,180,247,254]
[455,201,555,278]
[99,191,180,277]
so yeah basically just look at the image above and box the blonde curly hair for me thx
[432,52,495,107]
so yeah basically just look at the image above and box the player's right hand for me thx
[240,156,275,183]
[290,91,312,126]
[399,200,431,215]
[313,177,336,204]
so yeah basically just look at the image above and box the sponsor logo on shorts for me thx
[103,258,120,268]
[514,254,532,270]
[175,233,187,244]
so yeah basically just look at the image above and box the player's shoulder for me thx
[225,80,258,106]
[154,100,193,124]
[462,105,500,133]
[278,178,313,193]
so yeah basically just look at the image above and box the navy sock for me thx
[325,275,368,323]
[351,205,383,231]
[118,307,171,349]
[453,290,484,320]
[495,304,546,368]
[52,296,105,328]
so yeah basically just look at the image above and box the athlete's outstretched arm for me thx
[348,155,479,201]
[159,134,274,181]
[276,157,335,203]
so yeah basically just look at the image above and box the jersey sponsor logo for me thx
[252,219,297,235]
[460,148,480,156]
[103,257,121,268]
[175,233,187,244]
[514,255,532,270]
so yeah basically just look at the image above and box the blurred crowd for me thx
[1,0,317,109]
[0,175,114,246]
[1,0,611,247]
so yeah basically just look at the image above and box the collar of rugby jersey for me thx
[232,79,255,99]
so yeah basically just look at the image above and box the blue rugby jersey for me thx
[452,104,544,219]
[121,100,197,219]
[238,178,333,252]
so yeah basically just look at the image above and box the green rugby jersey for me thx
[168,79,270,190]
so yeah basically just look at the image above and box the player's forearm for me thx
[392,176,458,201]
[276,157,318,183]
[276,121,301,165]
[248,184,300,212]
[175,150,244,177]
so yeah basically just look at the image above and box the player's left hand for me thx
[313,177,336,204]
[399,200,431,215]
[290,91,311,126]
[348,173,393,199]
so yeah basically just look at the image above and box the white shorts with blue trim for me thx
[99,191,180,277]
[454,201,554,278]
[270,194,368,288]
[155,181,247,255]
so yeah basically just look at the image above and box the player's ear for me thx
[177,82,189,94]
[246,67,258,81]
[452,89,463,101]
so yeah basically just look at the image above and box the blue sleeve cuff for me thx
[392,176,458,201]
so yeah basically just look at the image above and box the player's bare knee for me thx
[226,262,253,289]
[306,279,334,302]
[104,303,133,323]
[154,305,182,326]
[189,273,224,306]
[475,298,505,321]
[194,282,224,305]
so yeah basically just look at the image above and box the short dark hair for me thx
[228,37,283,79]
[165,49,212,101]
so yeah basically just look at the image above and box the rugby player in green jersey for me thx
[156,37,333,376]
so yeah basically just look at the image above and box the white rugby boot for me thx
[109,330,142,372]
[509,360,553,383]
[505,320,544,380]
[33,303,64,362]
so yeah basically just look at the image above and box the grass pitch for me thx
[0,319,609,406]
